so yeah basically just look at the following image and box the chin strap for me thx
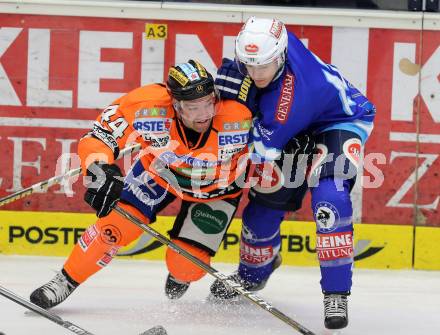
[272,52,286,82]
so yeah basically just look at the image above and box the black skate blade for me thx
[139,325,167,335]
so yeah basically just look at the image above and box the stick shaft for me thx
[0,285,94,335]
[114,205,316,335]
[0,143,141,208]
[0,284,163,335]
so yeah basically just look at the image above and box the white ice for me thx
[0,255,439,335]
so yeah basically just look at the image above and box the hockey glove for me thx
[283,132,316,165]
[84,162,124,218]
[215,58,259,113]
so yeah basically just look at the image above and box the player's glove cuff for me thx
[84,162,124,218]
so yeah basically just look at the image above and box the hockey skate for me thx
[165,273,190,299]
[30,269,78,309]
[323,293,349,329]
[210,253,282,300]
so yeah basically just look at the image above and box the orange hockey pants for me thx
[64,202,210,284]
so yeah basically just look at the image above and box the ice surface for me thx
[0,255,439,335]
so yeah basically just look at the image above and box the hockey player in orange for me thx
[30,60,252,309]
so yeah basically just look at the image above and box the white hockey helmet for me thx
[235,17,288,66]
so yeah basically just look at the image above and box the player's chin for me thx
[194,119,210,132]
[254,79,269,88]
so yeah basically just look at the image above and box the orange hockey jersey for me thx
[78,84,253,202]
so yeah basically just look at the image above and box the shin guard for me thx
[166,239,211,283]
[64,202,147,284]
[311,177,354,293]
[238,200,284,284]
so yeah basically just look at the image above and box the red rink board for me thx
[0,14,439,226]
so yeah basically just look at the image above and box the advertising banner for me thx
[0,13,439,228]
[0,210,416,269]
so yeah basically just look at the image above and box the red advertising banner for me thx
[364,29,440,226]
[0,14,439,226]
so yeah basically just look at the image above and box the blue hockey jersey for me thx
[216,31,376,161]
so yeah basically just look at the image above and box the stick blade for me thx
[139,325,168,335]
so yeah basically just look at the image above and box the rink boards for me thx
[0,210,439,270]
[0,2,440,272]
[0,6,439,227]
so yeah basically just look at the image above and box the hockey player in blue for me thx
[210,17,376,329]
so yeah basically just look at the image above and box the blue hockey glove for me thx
[215,58,258,113]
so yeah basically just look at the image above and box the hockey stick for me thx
[0,143,141,208]
[114,205,316,335]
[0,284,167,335]
[0,284,94,335]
